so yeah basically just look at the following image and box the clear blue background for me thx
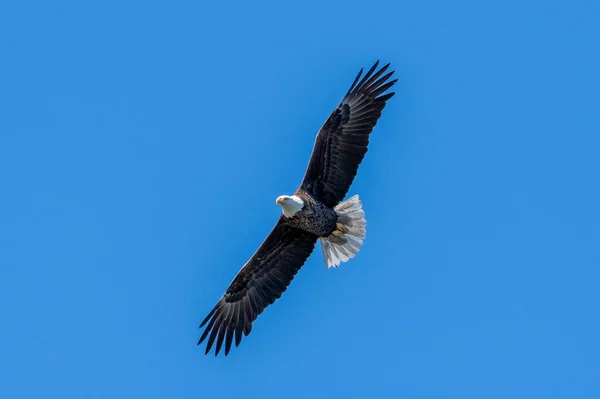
[1,1,599,398]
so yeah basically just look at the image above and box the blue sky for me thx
[1,0,599,397]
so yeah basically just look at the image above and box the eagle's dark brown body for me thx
[285,189,338,237]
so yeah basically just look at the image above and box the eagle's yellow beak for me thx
[276,197,284,205]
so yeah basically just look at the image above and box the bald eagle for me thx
[198,61,396,356]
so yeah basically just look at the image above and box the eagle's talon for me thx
[336,223,347,233]
[332,229,344,238]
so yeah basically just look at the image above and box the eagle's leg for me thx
[332,223,347,236]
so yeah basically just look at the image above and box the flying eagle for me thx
[198,61,396,356]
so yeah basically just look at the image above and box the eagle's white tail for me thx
[319,195,366,269]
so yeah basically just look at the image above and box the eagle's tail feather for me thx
[319,195,366,269]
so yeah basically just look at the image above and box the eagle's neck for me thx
[280,195,304,218]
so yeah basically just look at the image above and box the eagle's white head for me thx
[275,195,304,218]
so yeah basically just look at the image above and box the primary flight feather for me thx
[198,61,396,356]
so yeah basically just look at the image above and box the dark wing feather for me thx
[300,61,397,207]
[198,217,317,356]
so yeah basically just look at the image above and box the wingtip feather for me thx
[346,67,364,95]
[371,80,397,98]
[199,306,216,328]
[354,60,380,92]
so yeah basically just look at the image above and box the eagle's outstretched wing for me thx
[198,217,317,356]
[301,61,397,208]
